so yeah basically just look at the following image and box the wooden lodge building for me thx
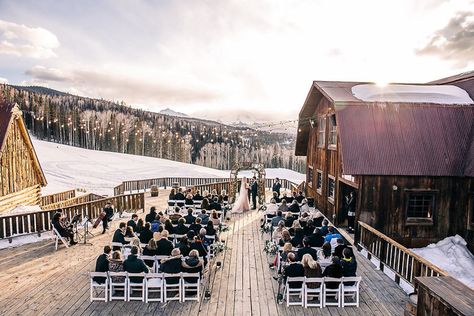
[0,93,47,213]
[295,71,474,251]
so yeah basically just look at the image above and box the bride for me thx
[231,177,250,213]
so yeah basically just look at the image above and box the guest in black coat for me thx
[320,219,329,236]
[127,214,139,232]
[52,212,76,245]
[159,248,183,284]
[291,228,305,248]
[283,253,305,288]
[185,194,194,206]
[322,256,343,289]
[174,188,185,201]
[156,230,174,256]
[184,208,196,225]
[164,219,175,234]
[209,197,222,211]
[308,228,325,247]
[341,248,357,277]
[296,191,305,204]
[190,236,208,264]
[333,239,346,259]
[112,222,129,251]
[313,211,324,228]
[139,222,153,244]
[142,239,157,267]
[102,202,114,234]
[193,190,203,201]
[175,218,189,235]
[303,219,315,236]
[188,217,203,235]
[176,236,191,257]
[123,246,149,282]
[288,200,300,214]
[284,213,295,227]
[181,249,204,282]
[297,237,318,261]
[145,206,157,223]
[94,245,112,283]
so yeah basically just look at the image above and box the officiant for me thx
[251,176,258,210]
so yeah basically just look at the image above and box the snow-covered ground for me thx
[411,235,474,289]
[33,138,304,196]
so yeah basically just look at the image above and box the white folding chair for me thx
[284,277,305,307]
[140,255,157,272]
[127,272,146,302]
[304,277,324,308]
[323,277,342,307]
[89,272,108,302]
[108,271,128,301]
[145,273,164,303]
[341,276,362,307]
[52,226,69,250]
[111,242,125,253]
[163,273,182,302]
[173,234,186,246]
[181,273,201,302]
[155,255,168,271]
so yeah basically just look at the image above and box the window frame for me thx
[316,169,323,195]
[328,114,337,150]
[317,116,326,148]
[307,166,314,188]
[405,189,437,226]
[327,175,335,204]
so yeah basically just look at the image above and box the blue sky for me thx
[0,0,473,122]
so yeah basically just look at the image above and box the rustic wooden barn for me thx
[295,72,474,251]
[0,93,47,213]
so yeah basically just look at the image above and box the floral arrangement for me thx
[259,205,267,212]
[210,241,229,254]
[219,223,230,233]
[263,240,279,256]
[260,222,272,234]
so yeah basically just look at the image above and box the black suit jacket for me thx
[284,263,305,288]
[174,193,185,200]
[209,202,222,211]
[93,253,109,283]
[112,229,129,250]
[104,206,114,219]
[251,181,258,194]
[334,245,346,259]
[272,182,281,195]
[297,246,318,261]
[145,211,157,223]
[139,228,153,244]
[184,214,196,225]
[156,238,174,256]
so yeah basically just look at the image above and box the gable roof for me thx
[0,93,47,186]
[296,73,474,177]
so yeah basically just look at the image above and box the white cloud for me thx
[0,77,7,83]
[0,20,59,58]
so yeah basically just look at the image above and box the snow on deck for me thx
[352,84,474,104]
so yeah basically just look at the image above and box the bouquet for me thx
[219,223,230,232]
[263,240,279,256]
[259,222,272,234]
[210,241,229,254]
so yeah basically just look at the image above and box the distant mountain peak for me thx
[159,108,189,117]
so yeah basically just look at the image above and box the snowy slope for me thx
[33,139,304,196]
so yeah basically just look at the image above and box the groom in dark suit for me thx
[251,176,258,210]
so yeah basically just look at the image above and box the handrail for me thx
[358,221,447,287]
[41,193,105,211]
[40,189,76,206]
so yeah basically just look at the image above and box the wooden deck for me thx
[0,195,408,315]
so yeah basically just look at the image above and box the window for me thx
[317,117,325,147]
[328,175,335,203]
[406,190,436,223]
[307,166,313,187]
[316,169,322,194]
[328,114,337,148]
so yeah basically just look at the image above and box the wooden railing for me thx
[358,221,447,287]
[113,177,301,195]
[40,189,76,206]
[41,193,105,211]
[0,193,145,240]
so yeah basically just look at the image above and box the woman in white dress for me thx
[231,177,250,214]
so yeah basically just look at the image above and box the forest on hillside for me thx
[1,84,306,172]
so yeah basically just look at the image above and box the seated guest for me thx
[176,236,191,257]
[309,228,325,248]
[127,214,139,232]
[297,237,318,261]
[202,190,210,200]
[333,239,346,259]
[175,188,185,201]
[318,242,333,267]
[184,208,196,225]
[298,212,310,227]
[109,250,125,283]
[265,199,278,217]
[278,200,289,212]
[283,253,305,288]
[271,211,284,227]
[94,245,112,283]
[190,235,208,262]
[320,219,329,235]
[324,226,343,250]
[112,222,129,251]
[322,256,343,289]
[341,248,357,278]
[153,231,161,241]
[182,249,204,282]
[280,242,294,263]
[139,222,153,244]
[300,198,310,213]
[123,246,149,282]
[164,219,175,234]
[278,229,292,246]
[151,215,162,233]
[313,211,324,228]
[168,188,176,201]
[168,207,182,224]
[220,189,229,203]
[185,194,194,206]
[189,217,203,235]
[282,192,293,204]
[272,220,286,243]
[303,219,315,236]
[291,228,305,248]
[187,230,196,241]
[156,230,174,256]
[198,209,210,225]
[201,198,210,211]
[209,197,222,211]
[199,228,212,248]
[291,191,298,203]
[211,189,218,199]
[135,218,144,234]
[160,248,183,284]
[130,237,142,255]
[125,225,137,238]
[288,220,302,236]
[296,191,305,204]
[210,210,221,225]
[284,212,295,227]
[145,206,157,223]
[193,190,203,201]
[142,239,157,267]
[288,200,300,214]
[272,191,281,203]
[205,221,217,238]
[52,212,76,246]
[175,218,189,235]
[301,253,323,285]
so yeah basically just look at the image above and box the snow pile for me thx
[32,138,304,196]
[7,205,43,215]
[411,235,474,289]
[352,84,474,104]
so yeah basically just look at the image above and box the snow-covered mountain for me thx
[158,108,189,117]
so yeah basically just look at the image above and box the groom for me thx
[251,176,258,210]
